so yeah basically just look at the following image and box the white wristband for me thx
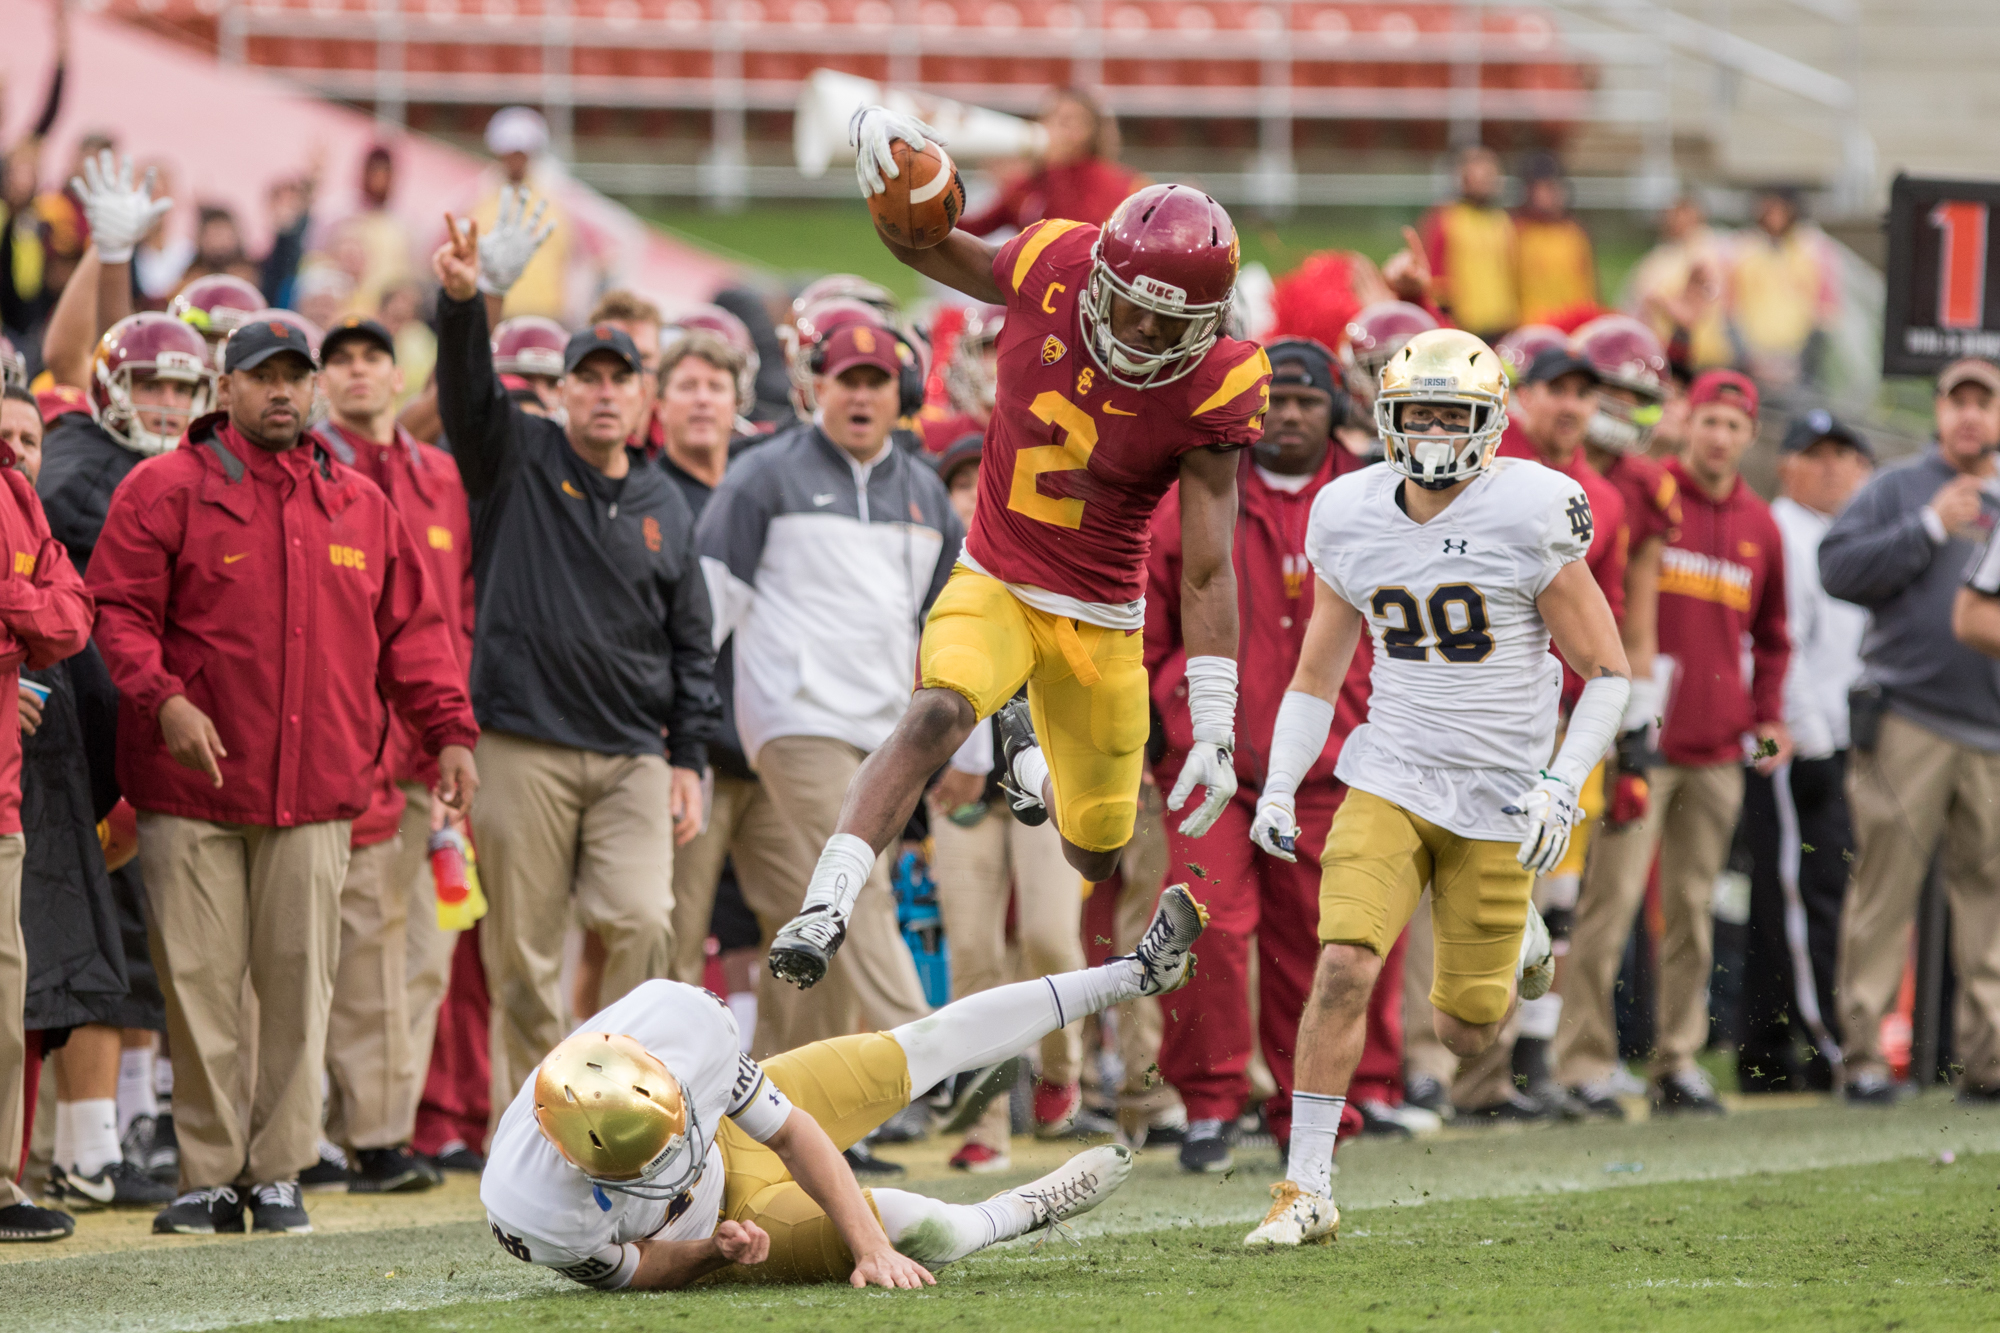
[1619,673,1659,735]
[1184,655,1238,747]
[1262,690,1336,805]
[1551,673,1631,792]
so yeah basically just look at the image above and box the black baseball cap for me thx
[321,315,397,362]
[1265,337,1342,402]
[223,318,317,373]
[938,432,983,486]
[564,323,644,375]
[1780,408,1873,460]
[1521,345,1601,387]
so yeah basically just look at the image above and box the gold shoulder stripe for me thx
[1191,347,1273,418]
[1011,219,1088,293]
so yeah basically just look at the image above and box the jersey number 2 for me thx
[1371,584,1494,663]
[1009,391,1097,530]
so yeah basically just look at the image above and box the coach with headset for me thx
[698,321,961,1063]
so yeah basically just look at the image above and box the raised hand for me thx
[433,214,481,302]
[477,186,554,297]
[71,150,172,264]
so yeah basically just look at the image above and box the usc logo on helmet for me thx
[1041,334,1067,365]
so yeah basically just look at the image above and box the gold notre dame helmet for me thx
[1375,327,1509,490]
[532,1032,708,1200]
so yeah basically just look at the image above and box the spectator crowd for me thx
[2,78,1997,1246]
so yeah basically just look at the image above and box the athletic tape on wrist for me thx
[1184,655,1239,746]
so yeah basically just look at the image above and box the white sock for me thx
[802,834,876,916]
[154,1051,174,1100]
[873,1187,1036,1265]
[1518,993,1563,1041]
[54,1102,74,1174]
[72,1098,122,1176]
[892,961,1143,1094]
[725,992,757,1054]
[1011,746,1050,805]
[118,1048,157,1136]
[1286,1092,1345,1200]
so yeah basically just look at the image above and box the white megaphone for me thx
[794,68,1048,178]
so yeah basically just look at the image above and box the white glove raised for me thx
[1505,770,1583,874]
[70,150,172,265]
[1248,794,1300,862]
[1167,740,1236,838]
[849,105,948,199]
[477,186,555,298]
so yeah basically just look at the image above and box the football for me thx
[867,139,965,249]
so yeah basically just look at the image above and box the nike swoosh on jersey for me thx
[223,552,249,564]
[1102,404,1137,416]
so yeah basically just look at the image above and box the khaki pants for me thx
[138,814,352,1189]
[931,803,1083,1148]
[1838,712,2000,1088]
[324,838,415,1150]
[397,784,457,1130]
[0,834,28,1205]
[1556,762,1743,1086]
[472,732,677,1129]
[746,736,929,1057]
[668,775,802,987]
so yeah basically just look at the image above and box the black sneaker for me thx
[1404,1073,1453,1119]
[130,1112,179,1186]
[349,1146,434,1194]
[870,1102,932,1144]
[153,1186,244,1235]
[1651,1068,1726,1117]
[1178,1118,1235,1173]
[994,700,1049,827]
[842,1142,905,1177]
[47,1159,176,1210]
[1462,1091,1553,1124]
[1570,1082,1629,1120]
[1521,1080,1591,1122]
[248,1181,312,1233]
[299,1141,349,1190]
[936,1058,1023,1135]
[1357,1098,1444,1138]
[0,1201,75,1242]
[430,1141,486,1173]
[1845,1071,1916,1106]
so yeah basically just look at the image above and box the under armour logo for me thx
[1566,494,1594,543]
[1442,538,1468,555]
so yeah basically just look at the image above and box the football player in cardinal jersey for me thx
[1238,329,1630,1247]
[762,107,1271,990]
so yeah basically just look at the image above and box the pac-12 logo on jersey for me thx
[1041,334,1068,365]
[1566,495,1593,543]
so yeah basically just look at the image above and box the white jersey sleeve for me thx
[1534,469,1595,593]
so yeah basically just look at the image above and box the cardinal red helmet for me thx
[1083,184,1238,389]
[0,334,24,391]
[1494,324,1568,384]
[1343,301,1440,381]
[493,316,569,380]
[944,304,1005,416]
[666,304,759,407]
[786,296,889,411]
[90,313,214,456]
[791,274,898,322]
[1571,314,1669,452]
[168,274,267,362]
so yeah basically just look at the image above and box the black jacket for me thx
[37,412,144,577]
[435,293,721,768]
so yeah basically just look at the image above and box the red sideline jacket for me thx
[1498,422,1629,707]
[319,421,476,848]
[88,414,480,828]
[1145,446,1373,787]
[0,466,94,833]
[1655,457,1790,768]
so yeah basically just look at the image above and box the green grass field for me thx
[14,1092,1999,1333]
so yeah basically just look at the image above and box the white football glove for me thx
[1248,794,1300,862]
[1167,740,1236,838]
[1506,770,1583,874]
[70,150,171,265]
[849,105,948,199]
[477,186,555,297]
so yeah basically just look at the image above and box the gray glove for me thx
[477,186,555,298]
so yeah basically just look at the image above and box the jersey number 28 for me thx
[1370,584,1495,663]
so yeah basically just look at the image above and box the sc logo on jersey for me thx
[1566,495,1593,543]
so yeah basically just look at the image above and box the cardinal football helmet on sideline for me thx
[1375,327,1508,490]
[1494,324,1569,384]
[944,304,1005,416]
[169,274,267,364]
[492,316,569,381]
[91,313,215,456]
[1571,314,1669,453]
[666,304,761,408]
[533,1031,707,1201]
[1083,184,1238,389]
[1342,300,1440,402]
[0,334,25,391]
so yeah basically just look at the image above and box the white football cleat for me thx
[1125,883,1209,996]
[999,1143,1133,1246]
[1243,1181,1339,1248]
[1517,901,1554,1002]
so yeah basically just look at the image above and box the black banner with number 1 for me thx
[1884,173,2000,374]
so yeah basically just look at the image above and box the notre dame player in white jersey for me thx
[1237,329,1631,1247]
[481,887,1207,1290]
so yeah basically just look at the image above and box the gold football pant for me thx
[707,1032,912,1284]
